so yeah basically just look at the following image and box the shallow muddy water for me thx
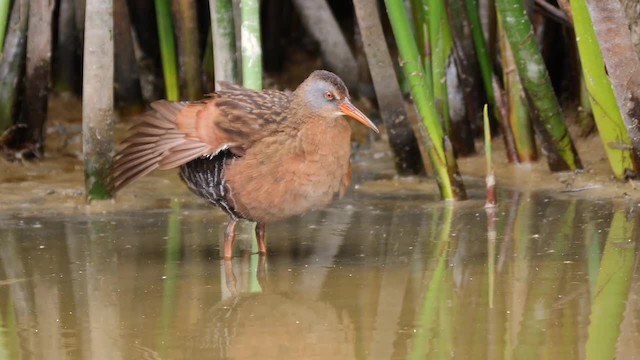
[0,183,638,360]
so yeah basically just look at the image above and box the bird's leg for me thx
[223,219,238,260]
[255,222,267,255]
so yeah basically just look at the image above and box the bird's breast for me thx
[224,119,352,223]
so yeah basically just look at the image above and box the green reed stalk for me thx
[495,0,581,171]
[570,0,637,179]
[585,210,634,360]
[410,0,427,58]
[209,0,238,86]
[577,73,594,134]
[155,0,179,100]
[586,0,640,165]
[498,18,536,162]
[240,0,262,90]
[410,0,433,94]
[428,0,450,133]
[464,0,494,106]
[385,0,466,200]
[464,0,518,161]
[0,0,10,54]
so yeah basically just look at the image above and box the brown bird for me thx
[110,70,378,259]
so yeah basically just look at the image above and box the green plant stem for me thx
[410,0,427,60]
[412,0,433,96]
[495,0,581,171]
[465,0,515,158]
[464,0,494,106]
[240,0,262,90]
[585,0,640,166]
[428,0,451,133]
[571,0,637,179]
[155,0,179,100]
[578,71,594,134]
[0,0,11,54]
[498,17,536,162]
[209,0,237,87]
[385,0,466,200]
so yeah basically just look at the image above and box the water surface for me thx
[0,187,638,359]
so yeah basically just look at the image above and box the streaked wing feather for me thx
[112,150,164,176]
[112,162,160,192]
[110,87,291,192]
[158,145,212,169]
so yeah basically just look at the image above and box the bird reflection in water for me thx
[190,256,356,359]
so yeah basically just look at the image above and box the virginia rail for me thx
[110,70,378,259]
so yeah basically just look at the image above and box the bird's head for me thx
[294,70,379,133]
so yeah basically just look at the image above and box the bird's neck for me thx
[295,116,351,158]
[283,95,351,155]
[286,95,311,127]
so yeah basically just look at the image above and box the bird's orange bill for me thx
[339,100,379,133]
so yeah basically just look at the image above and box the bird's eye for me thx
[324,91,334,100]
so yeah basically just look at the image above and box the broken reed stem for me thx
[484,104,496,207]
